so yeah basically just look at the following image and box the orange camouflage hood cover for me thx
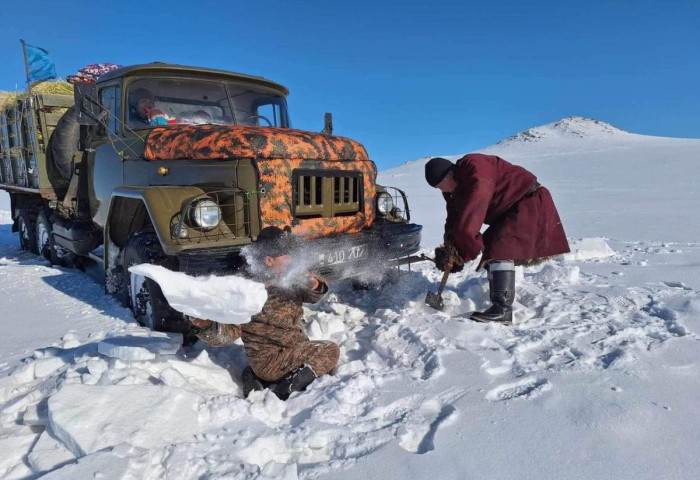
[143,125,369,162]
[144,124,377,238]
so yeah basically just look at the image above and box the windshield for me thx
[126,78,289,129]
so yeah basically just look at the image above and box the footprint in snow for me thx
[485,377,551,402]
[396,388,466,454]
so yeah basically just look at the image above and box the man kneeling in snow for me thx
[187,226,339,400]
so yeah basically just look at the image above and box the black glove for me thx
[434,245,464,273]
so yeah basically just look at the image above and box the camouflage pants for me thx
[247,340,340,382]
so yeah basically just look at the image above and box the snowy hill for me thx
[496,116,632,145]
[1,119,700,480]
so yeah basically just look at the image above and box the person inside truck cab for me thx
[128,88,155,126]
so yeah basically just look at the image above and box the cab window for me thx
[98,86,121,135]
[125,77,289,129]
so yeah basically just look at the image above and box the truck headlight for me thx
[376,192,394,215]
[189,199,221,230]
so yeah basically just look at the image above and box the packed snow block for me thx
[306,313,346,338]
[97,334,182,361]
[534,264,580,286]
[47,384,201,457]
[34,356,68,378]
[36,448,135,480]
[129,263,267,324]
[0,362,36,401]
[27,428,77,474]
[0,432,38,480]
[86,357,109,377]
[21,399,49,426]
[259,461,298,480]
[236,435,294,470]
[562,237,616,261]
[161,349,239,396]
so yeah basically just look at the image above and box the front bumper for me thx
[178,220,423,281]
[311,220,422,280]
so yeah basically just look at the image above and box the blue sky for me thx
[1,0,698,170]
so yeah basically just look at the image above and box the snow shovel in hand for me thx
[425,262,453,311]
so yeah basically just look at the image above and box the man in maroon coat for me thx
[425,154,570,324]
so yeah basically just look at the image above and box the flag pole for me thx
[20,39,33,92]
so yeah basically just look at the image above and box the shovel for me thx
[425,262,453,310]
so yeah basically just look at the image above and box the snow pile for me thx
[98,331,182,360]
[563,237,617,261]
[1,245,697,479]
[129,264,267,324]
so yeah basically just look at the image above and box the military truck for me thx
[0,63,422,334]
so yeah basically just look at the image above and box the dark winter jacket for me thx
[444,153,570,267]
[195,276,339,381]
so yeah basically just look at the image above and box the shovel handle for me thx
[436,262,453,295]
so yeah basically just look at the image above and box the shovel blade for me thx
[425,291,445,311]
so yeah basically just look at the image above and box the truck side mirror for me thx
[73,82,101,126]
[322,112,333,135]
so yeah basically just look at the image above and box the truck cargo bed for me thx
[0,93,74,200]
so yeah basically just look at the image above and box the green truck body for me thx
[0,63,422,336]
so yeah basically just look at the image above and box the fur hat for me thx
[425,157,454,187]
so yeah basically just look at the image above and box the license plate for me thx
[318,244,367,266]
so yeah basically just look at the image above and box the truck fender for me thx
[104,186,206,290]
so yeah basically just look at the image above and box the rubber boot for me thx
[470,261,515,324]
[241,366,269,397]
[272,365,317,401]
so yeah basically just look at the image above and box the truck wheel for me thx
[122,231,195,343]
[18,210,38,254]
[35,210,54,262]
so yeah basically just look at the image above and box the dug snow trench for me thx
[1,232,697,479]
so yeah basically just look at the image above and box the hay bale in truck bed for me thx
[0,80,73,110]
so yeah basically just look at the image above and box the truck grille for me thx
[294,171,362,218]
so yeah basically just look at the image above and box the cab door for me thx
[89,84,131,228]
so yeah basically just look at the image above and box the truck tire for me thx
[18,210,38,254]
[35,209,55,262]
[122,231,196,342]
[35,209,75,267]
[47,106,80,200]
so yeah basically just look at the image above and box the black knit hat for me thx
[254,226,296,258]
[425,157,454,187]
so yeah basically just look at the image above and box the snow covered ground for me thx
[1,117,699,479]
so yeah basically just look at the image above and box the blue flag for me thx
[22,40,57,84]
